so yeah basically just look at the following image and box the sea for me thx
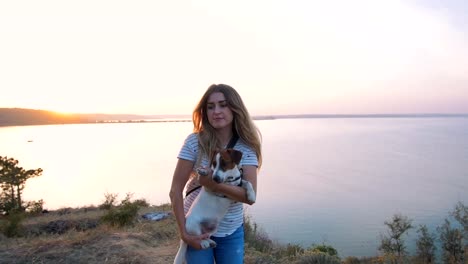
[0,117,467,257]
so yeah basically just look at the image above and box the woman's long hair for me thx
[193,84,262,168]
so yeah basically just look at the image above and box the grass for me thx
[0,204,178,264]
[0,203,399,264]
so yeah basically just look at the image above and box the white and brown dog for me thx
[173,148,256,264]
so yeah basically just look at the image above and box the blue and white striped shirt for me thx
[177,133,258,237]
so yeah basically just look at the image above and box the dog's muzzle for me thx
[213,174,222,183]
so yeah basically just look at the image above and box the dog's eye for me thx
[220,159,226,169]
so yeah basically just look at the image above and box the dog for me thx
[173,148,256,264]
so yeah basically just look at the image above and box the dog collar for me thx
[226,176,242,183]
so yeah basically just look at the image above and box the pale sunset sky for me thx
[1,0,467,116]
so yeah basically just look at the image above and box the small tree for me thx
[438,202,466,264]
[309,243,338,257]
[415,224,436,264]
[100,193,140,227]
[451,201,467,242]
[379,214,413,263]
[0,156,43,214]
[438,219,464,264]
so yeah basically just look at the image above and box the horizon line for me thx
[2,107,468,118]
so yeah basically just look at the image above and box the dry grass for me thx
[0,206,356,264]
[0,204,179,264]
[0,204,288,263]
[0,203,386,264]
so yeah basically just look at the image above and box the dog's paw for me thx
[208,239,217,248]
[247,191,256,203]
[200,240,210,249]
[242,180,256,203]
[200,239,217,249]
[196,168,209,177]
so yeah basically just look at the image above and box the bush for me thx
[308,244,338,257]
[26,199,44,214]
[294,252,341,264]
[438,219,464,264]
[0,211,25,237]
[99,192,119,210]
[132,198,150,207]
[244,216,274,253]
[415,224,436,264]
[451,201,467,243]
[343,256,361,264]
[100,193,140,227]
[284,243,305,258]
[379,214,413,259]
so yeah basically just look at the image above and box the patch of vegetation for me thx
[1,157,466,263]
[0,156,43,214]
[100,193,147,227]
[0,210,25,237]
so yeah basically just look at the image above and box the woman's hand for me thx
[197,167,218,191]
[182,231,211,250]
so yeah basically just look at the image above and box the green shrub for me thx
[379,214,413,259]
[244,215,274,253]
[132,198,150,207]
[100,193,144,227]
[26,199,44,214]
[438,219,464,264]
[284,243,305,258]
[294,252,341,264]
[0,211,25,237]
[102,203,138,227]
[308,244,338,257]
[101,201,139,227]
[415,224,436,264]
[99,192,118,210]
[343,256,361,264]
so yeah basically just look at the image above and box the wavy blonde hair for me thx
[193,84,262,168]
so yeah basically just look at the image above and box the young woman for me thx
[169,84,262,263]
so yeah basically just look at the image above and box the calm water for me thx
[1,118,467,257]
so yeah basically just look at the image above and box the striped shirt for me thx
[177,133,258,237]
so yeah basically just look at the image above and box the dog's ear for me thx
[227,149,243,164]
[210,149,220,166]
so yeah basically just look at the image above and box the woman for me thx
[169,84,262,263]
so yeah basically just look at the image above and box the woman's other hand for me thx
[182,231,211,250]
[197,167,218,190]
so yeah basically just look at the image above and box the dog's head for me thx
[211,149,243,184]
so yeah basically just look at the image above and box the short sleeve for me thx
[236,139,258,167]
[177,133,198,162]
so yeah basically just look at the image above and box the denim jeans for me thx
[186,224,244,264]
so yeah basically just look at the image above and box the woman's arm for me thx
[198,165,257,205]
[169,159,209,249]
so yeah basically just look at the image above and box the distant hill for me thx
[0,108,191,127]
[1,108,467,127]
[0,108,92,126]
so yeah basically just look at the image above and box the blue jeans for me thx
[186,224,244,264]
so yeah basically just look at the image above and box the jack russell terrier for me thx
[173,148,256,264]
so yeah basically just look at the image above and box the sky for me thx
[1,0,467,115]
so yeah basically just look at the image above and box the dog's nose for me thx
[213,175,222,183]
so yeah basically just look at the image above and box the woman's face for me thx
[206,92,234,130]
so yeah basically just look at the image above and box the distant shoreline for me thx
[255,113,468,120]
[0,108,467,127]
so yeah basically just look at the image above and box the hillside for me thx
[0,205,356,264]
[0,108,92,127]
[2,108,466,127]
[0,108,187,127]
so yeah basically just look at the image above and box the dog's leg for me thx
[173,240,187,264]
[196,168,208,177]
[241,180,256,203]
[200,238,217,249]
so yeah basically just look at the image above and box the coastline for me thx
[1,107,467,127]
